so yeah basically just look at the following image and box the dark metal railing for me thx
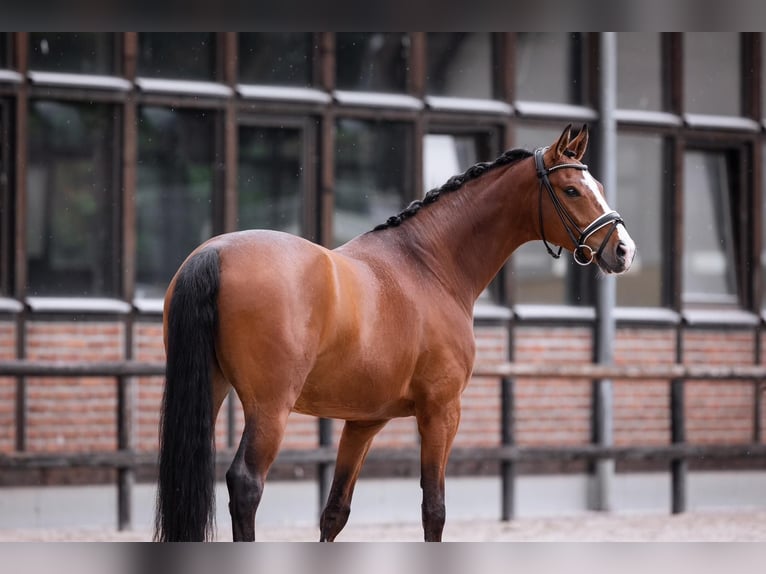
[0,360,764,530]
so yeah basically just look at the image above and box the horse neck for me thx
[400,158,539,308]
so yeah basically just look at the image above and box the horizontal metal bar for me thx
[2,360,765,382]
[472,362,766,381]
[0,361,165,377]
[2,443,765,471]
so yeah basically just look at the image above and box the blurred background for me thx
[0,33,765,535]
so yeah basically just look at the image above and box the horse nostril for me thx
[616,241,627,260]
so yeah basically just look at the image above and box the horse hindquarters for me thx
[154,248,221,542]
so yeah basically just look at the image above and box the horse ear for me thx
[568,124,589,161]
[553,124,573,159]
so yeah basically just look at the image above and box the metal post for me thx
[117,374,134,531]
[500,376,515,520]
[317,418,334,518]
[670,378,687,513]
[592,32,618,512]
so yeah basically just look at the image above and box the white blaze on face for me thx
[577,170,637,270]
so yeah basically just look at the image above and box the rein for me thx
[534,147,624,266]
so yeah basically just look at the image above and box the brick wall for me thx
[514,326,593,446]
[683,330,756,445]
[0,320,16,453]
[25,321,123,453]
[613,328,675,446]
[2,315,764,469]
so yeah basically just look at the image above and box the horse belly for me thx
[293,347,417,420]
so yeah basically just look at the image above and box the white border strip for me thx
[0,69,23,84]
[26,297,132,314]
[514,100,598,121]
[425,95,512,115]
[333,90,423,110]
[135,77,233,98]
[237,84,331,104]
[27,71,132,91]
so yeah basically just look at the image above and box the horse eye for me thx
[564,186,580,198]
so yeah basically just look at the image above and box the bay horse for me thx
[154,124,635,542]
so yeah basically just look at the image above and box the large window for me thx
[516,33,588,105]
[138,33,216,81]
[238,123,306,235]
[0,100,11,296]
[615,134,666,307]
[135,107,215,298]
[682,149,740,306]
[29,33,116,75]
[335,33,410,93]
[334,118,413,246]
[684,33,741,116]
[238,33,314,87]
[26,100,118,297]
[426,33,495,99]
[617,33,664,112]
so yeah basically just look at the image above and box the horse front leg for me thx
[319,419,388,542]
[416,398,461,542]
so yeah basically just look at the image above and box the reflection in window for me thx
[512,125,590,305]
[335,33,409,93]
[617,33,663,111]
[29,33,115,75]
[138,33,215,81]
[238,125,304,235]
[516,33,586,104]
[136,107,215,298]
[239,33,313,86]
[426,33,494,99]
[683,150,738,305]
[684,33,741,116]
[334,119,412,246]
[615,134,664,307]
[26,100,117,296]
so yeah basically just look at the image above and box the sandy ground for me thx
[1,509,765,542]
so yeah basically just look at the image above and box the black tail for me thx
[154,248,220,542]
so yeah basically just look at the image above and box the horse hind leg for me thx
[226,404,291,542]
[319,419,388,542]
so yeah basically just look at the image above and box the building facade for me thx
[0,33,764,479]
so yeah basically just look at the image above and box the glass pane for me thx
[512,125,589,305]
[0,33,8,68]
[334,118,412,246]
[423,133,480,192]
[238,33,313,86]
[684,33,741,116]
[238,125,304,235]
[515,33,586,104]
[335,33,409,92]
[29,33,115,75]
[136,107,215,298]
[26,100,117,296]
[138,33,215,81]
[683,150,738,305]
[426,33,494,99]
[763,145,766,308]
[617,33,663,111]
[615,134,664,307]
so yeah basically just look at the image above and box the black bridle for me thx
[534,147,624,266]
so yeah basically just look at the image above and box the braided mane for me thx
[372,148,534,232]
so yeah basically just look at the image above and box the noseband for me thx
[534,147,624,266]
